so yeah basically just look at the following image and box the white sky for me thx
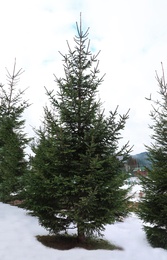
[0,0,167,154]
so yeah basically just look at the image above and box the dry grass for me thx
[36,234,123,251]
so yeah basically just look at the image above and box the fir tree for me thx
[138,64,167,249]
[0,60,30,202]
[24,17,131,242]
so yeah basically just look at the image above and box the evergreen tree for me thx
[138,64,167,249]
[24,18,131,242]
[0,60,30,202]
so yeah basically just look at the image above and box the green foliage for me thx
[0,60,30,202]
[138,64,167,249]
[24,17,131,241]
[144,226,167,249]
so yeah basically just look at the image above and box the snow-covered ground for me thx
[0,202,167,260]
[123,177,144,202]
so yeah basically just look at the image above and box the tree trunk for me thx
[77,225,86,243]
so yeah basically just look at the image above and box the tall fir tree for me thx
[138,64,167,249]
[24,17,131,242]
[0,60,30,202]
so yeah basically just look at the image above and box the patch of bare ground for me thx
[36,234,123,251]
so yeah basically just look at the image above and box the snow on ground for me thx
[123,177,144,202]
[0,202,167,260]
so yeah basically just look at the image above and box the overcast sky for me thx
[0,0,167,155]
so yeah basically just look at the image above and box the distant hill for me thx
[132,152,151,169]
